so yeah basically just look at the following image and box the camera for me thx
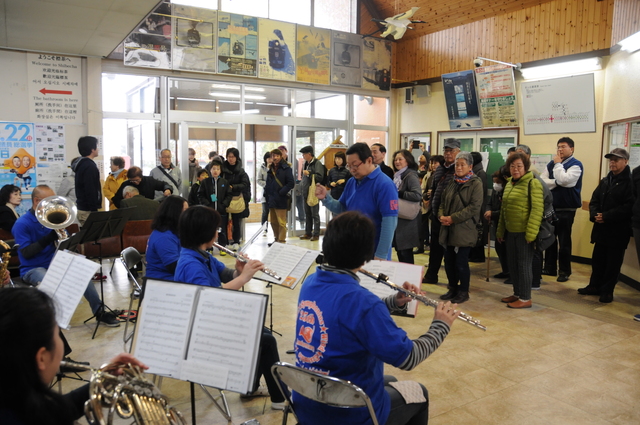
[474,58,484,67]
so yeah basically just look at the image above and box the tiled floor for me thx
[58,224,640,424]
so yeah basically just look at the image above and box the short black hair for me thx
[431,155,445,166]
[197,169,209,178]
[471,152,483,166]
[334,151,346,166]
[77,136,98,157]
[111,156,125,168]
[0,184,20,205]
[507,147,516,154]
[226,147,241,163]
[127,166,143,179]
[372,143,386,153]
[210,159,223,170]
[179,205,220,249]
[208,151,217,159]
[346,143,373,162]
[152,195,187,234]
[391,149,418,171]
[558,137,575,149]
[323,211,375,269]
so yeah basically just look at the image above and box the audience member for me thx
[0,184,22,232]
[146,195,188,280]
[150,149,182,200]
[57,157,78,203]
[370,142,394,179]
[578,149,633,303]
[416,155,444,255]
[265,149,294,245]
[111,166,172,208]
[469,152,488,263]
[198,159,232,246]
[188,168,209,206]
[299,145,326,242]
[485,167,510,279]
[540,137,583,282]
[187,147,201,185]
[204,150,220,174]
[633,162,640,321]
[222,148,251,250]
[257,152,272,235]
[438,152,484,304]
[391,149,422,264]
[120,186,160,220]
[327,151,351,202]
[73,136,102,225]
[103,156,127,210]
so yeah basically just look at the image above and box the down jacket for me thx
[438,175,484,248]
[497,171,544,243]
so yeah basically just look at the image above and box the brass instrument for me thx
[0,240,12,288]
[35,195,77,240]
[359,268,487,331]
[59,361,186,425]
[212,242,282,281]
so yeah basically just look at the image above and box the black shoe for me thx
[504,278,513,285]
[450,291,470,304]
[96,310,121,327]
[440,289,457,300]
[493,272,510,279]
[557,274,569,282]
[541,269,557,277]
[422,276,438,284]
[599,293,613,303]
[532,281,541,290]
[578,286,600,295]
[468,257,485,263]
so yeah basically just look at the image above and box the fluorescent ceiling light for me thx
[520,57,601,80]
[223,109,260,114]
[210,84,264,92]
[245,87,265,92]
[209,91,266,100]
[619,31,640,53]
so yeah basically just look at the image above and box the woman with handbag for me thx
[438,152,484,304]
[391,149,423,264]
[497,152,544,309]
[222,148,251,251]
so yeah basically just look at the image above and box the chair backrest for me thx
[121,246,142,270]
[121,220,152,254]
[271,362,379,425]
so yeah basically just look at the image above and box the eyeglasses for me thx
[347,161,363,171]
[509,164,525,170]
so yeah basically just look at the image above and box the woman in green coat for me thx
[497,152,544,308]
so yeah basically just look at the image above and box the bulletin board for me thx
[602,116,640,177]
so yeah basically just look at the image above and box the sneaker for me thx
[271,402,286,410]
[263,230,268,237]
[240,386,270,398]
[96,311,121,327]
[634,314,640,322]
[92,273,107,281]
[220,250,227,256]
[310,235,319,242]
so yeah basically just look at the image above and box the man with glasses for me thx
[315,142,398,260]
[540,137,583,282]
[150,149,183,200]
[422,138,460,284]
[111,166,173,208]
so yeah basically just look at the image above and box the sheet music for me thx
[133,280,197,377]
[184,288,266,393]
[37,250,100,329]
[257,243,320,288]
[360,260,422,317]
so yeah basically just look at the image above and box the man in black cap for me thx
[423,138,460,283]
[299,146,326,241]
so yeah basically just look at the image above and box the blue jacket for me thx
[13,210,57,276]
[174,248,226,287]
[265,161,294,209]
[146,229,180,280]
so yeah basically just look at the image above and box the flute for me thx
[213,242,282,281]
[359,268,487,331]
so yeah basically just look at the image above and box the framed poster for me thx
[217,12,258,77]
[474,64,518,127]
[331,31,362,88]
[258,19,296,81]
[172,5,217,73]
[296,25,330,85]
[362,38,391,91]
[442,70,481,129]
[123,1,172,69]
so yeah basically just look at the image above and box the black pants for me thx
[384,375,429,425]
[396,248,414,264]
[588,243,626,295]
[495,238,509,274]
[425,219,444,280]
[221,213,243,244]
[254,330,285,403]
[544,210,576,276]
[444,246,471,292]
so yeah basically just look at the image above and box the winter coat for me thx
[257,163,269,202]
[393,169,422,251]
[589,165,633,247]
[265,161,295,210]
[72,157,101,211]
[103,169,128,210]
[497,171,544,243]
[300,158,327,200]
[631,165,640,230]
[198,176,232,214]
[328,166,351,200]
[223,162,251,218]
[438,175,484,248]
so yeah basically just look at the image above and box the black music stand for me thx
[76,208,134,339]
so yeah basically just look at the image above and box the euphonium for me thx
[35,195,77,240]
[59,361,186,425]
[0,240,11,288]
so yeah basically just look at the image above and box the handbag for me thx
[226,194,245,214]
[398,198,421,220]
[528,179,556,250]
[307,175,319,207]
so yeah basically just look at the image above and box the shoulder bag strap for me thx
[158,166,179,189]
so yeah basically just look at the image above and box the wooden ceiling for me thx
[363,0,557,40]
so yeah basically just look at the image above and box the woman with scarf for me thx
[391,149,423,264]
[438,152,484,304]
[222,147,251,251]
[103,156,127,210]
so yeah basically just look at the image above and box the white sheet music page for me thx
[183,288,267,394]
[133,280,197,377]
[360,260,421,316]
[257,242,320,288]
[37,250,100,329]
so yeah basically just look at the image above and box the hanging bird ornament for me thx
[364,7,426,40]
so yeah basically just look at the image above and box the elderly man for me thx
[150,149,182,200]
[120,186,160,220]
[111,166,172,208]
[299,145,326,241]
[371,143,394,179]
[422,138,460,284]
[13,185,120,326]
[540,137,583,282]
[315,142,398,260]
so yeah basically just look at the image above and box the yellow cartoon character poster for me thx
[1,123,37,196]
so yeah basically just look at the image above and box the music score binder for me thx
[132,279,268,394]
[251,242,320,289]
[359,260,422,317]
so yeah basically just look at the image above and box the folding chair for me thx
[270,362,379,425]
[120,246,142,352]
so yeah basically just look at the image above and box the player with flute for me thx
[294,211,459,425]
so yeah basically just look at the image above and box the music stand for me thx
[76,208,134,339]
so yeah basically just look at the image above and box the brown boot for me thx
[501,295,519,303]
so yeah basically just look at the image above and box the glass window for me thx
[221,0,268,18]
[354,129,386,147]
[295,91,346,120]
[315,0,352,31]
[172,0,217,9]
[102,119,160,176]
[354,96,387,126]
[102,74,158,113]
[171,79,241,113]
[243,86,291,116]
[269,0,311,25]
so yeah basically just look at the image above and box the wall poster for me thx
[123,1,172,69]
[218,12,258,77]
[0,121,36,213]
[173,5,217,73]
[362,38,391,91]
[330,31,362,88]
[442,70,481,129]
[258,19,296,81]
[474,64,518,127]
[296,25,330,85]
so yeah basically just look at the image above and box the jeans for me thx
[22,267,102,314]
[303,202,320,236]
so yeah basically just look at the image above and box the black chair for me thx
[120,246,142,352]
[270,362,379,425]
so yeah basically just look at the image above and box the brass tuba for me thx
[35,195,77,240]
[0,239,12,288]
